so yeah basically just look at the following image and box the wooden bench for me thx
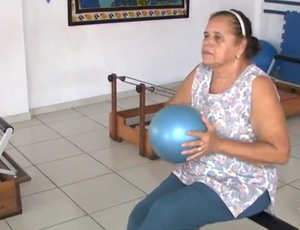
[277,86,300,117]
[270,54,300,117]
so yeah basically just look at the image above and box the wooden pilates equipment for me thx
[269,54,300,117]
[108,74,170,160]
[0,117,31,220]
[275,81,300,116]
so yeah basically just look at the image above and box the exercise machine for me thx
[0,117,31,220]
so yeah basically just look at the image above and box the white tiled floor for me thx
[1,93,300,230]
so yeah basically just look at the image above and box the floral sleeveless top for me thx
[173,63,277,218]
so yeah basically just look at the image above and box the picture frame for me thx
[68,0,190,26]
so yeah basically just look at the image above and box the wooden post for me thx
[107,74,121,142]
[136,83,147,157]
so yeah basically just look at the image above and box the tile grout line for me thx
[38,216,88,230]
[4,116,96,229]
[10,113,154,187]
[288,183,300,192]
[88,196,146,216]
[10,116,300,187]
[287,178,300,187]
[14,113,300,194]
[32,105,158,230]
[85,151,151,195]
[0,96,168,229]
[28,116,116,215]
[8,114,93,148]
[4,220,13,230]
[35,111,158,216]
[8,114,121,163]
[12,113,151,229]
[37,215,106,230]
[8,96,163,149]
[6,103,300,229]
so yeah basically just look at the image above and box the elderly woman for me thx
[127,9,290,230]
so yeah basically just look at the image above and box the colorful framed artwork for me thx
[68,0,190,26]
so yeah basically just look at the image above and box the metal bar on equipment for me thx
[264,0,300,6]
[274,54,300,65]
[249,211,298,230]
[264,10,286,15]
[118,75,175,94]
[267,54,300,88]
[0,117,18,177]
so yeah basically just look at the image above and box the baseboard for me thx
[4,112,31,124]
[31,89,136,115]
[31,81,181,116]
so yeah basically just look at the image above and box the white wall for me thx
[0,0,266,118]
[23,0,205,109]
[22,0,263,109]
[0,0,29,118]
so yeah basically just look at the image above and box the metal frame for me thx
[0,118,18,177]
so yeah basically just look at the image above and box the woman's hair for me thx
[210,9,260,59]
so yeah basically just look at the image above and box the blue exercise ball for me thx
[149,104,207,164]
[251,40,278,73]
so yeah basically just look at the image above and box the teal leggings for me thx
[127,173,270,230]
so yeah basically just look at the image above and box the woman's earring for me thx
[236,54,240,59]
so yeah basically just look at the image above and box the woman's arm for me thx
[217,75,290,165]
[165,66,198,106]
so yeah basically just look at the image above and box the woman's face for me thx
[201,15,245,68]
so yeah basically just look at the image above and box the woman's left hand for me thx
[181,116,222,161]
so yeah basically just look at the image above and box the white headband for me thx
[229,10,246,37]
